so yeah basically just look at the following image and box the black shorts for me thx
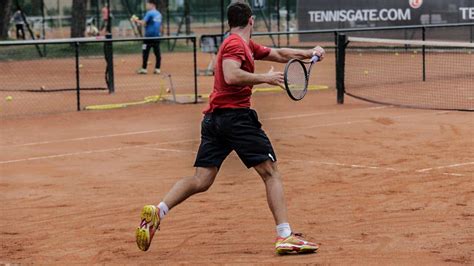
[194,108,277,169]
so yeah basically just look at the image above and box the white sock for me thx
[276,223,292,238]
[157,202,169,219]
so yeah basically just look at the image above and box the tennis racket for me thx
[283,55,320,101]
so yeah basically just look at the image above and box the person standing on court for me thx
[11,9,26,40]
[135,1,325,255]
[133,0,163,75]
[100,4,111,35]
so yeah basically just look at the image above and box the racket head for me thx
[284,59,308,101]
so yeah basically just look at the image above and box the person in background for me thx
[100,4,110,34]
[12,9,26,40]
[132,0,163,75]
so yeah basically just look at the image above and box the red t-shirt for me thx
[203,34,271,114]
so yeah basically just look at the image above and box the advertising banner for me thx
[297,0,473,41]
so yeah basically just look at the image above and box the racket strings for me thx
[286,61,307,99]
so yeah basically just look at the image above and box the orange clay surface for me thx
[1,90,473,264]
[0,50,473,264]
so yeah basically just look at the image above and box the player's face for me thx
[146,3,153,10]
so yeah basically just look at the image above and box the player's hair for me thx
[227,1,253,28]
[147,0,157,6]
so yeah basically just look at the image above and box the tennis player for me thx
[133,0,163,75]
[136,1,325,255]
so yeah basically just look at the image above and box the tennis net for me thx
[337,36,474,111]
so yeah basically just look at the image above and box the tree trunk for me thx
[71,0,86,38]
[0,0,13,40]
[31,0,42,15]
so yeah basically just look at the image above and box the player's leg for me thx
[15,25,20,39]
[136,113,231,251]
[136,166,218,251]
[254,160,288,225]
[152,40,161,74]
[231,109,319,254]
[138,41,152,74]
[162,166,218,209]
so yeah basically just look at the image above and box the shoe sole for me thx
[136,205,159,251]
[276,245,318,255]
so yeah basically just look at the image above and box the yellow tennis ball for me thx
[395,52,399,56]
[40,85,46,90]
[6,96,13,101]
[166,88,171,93]
[364,70,369,75]
[79,64,83,68]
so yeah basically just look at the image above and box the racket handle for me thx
[311,55,320,63]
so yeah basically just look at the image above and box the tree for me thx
[71,0,86,38]
[0,0,13,40]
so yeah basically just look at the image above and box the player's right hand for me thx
[264,66,284,89]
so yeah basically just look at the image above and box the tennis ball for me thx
[166,88,171,93]
[364,70,369,75]
[79,64,83,68]
[5,96,13,101]
[395,52,399,56]
[40,85,46,90]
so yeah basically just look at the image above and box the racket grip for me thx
[311,55,320,63]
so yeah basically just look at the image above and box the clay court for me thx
[1,70,473,265]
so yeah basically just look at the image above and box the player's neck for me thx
[230,28,251,43]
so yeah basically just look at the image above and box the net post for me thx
[105,34,115,93]
[336,34,347,105]
[422,27,426,82]
[75,42,81,111]
[192,36,198,104]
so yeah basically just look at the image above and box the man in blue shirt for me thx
[133,0,163,74]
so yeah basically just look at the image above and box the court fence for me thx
[1,22,473,117]
[0,34,198,117]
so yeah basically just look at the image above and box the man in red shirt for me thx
[136,1,325,255]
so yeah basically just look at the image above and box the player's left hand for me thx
[312,46,325,61]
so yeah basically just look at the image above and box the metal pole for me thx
[106,0,111,34]
[166,0,170,50]
[336,34,347,104]
[192,37,198,104]
[276,0,280,47]
[75,42,81,111]
[422,27,426,82]
[96,0,100,33]
[286,0,290,46]
[221,0,225,35]
[41,0,46,55]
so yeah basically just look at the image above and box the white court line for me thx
[0,106,388,148]
[0,127,189,148]
[416,162,474,173]
[0,139,198,165]
[286,159,398,171]
[443,173,465,177]
[0,109,454,165]
[263,106,388,121]
[298,111,450,129]
[141,147,197,154]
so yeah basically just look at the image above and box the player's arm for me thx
[263,46,326,63]
[223,59,283,88]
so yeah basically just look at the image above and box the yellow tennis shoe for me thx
[275,233,319,255]
[136,205,160,251]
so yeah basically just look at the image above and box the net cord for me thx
[348,37,474,48]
